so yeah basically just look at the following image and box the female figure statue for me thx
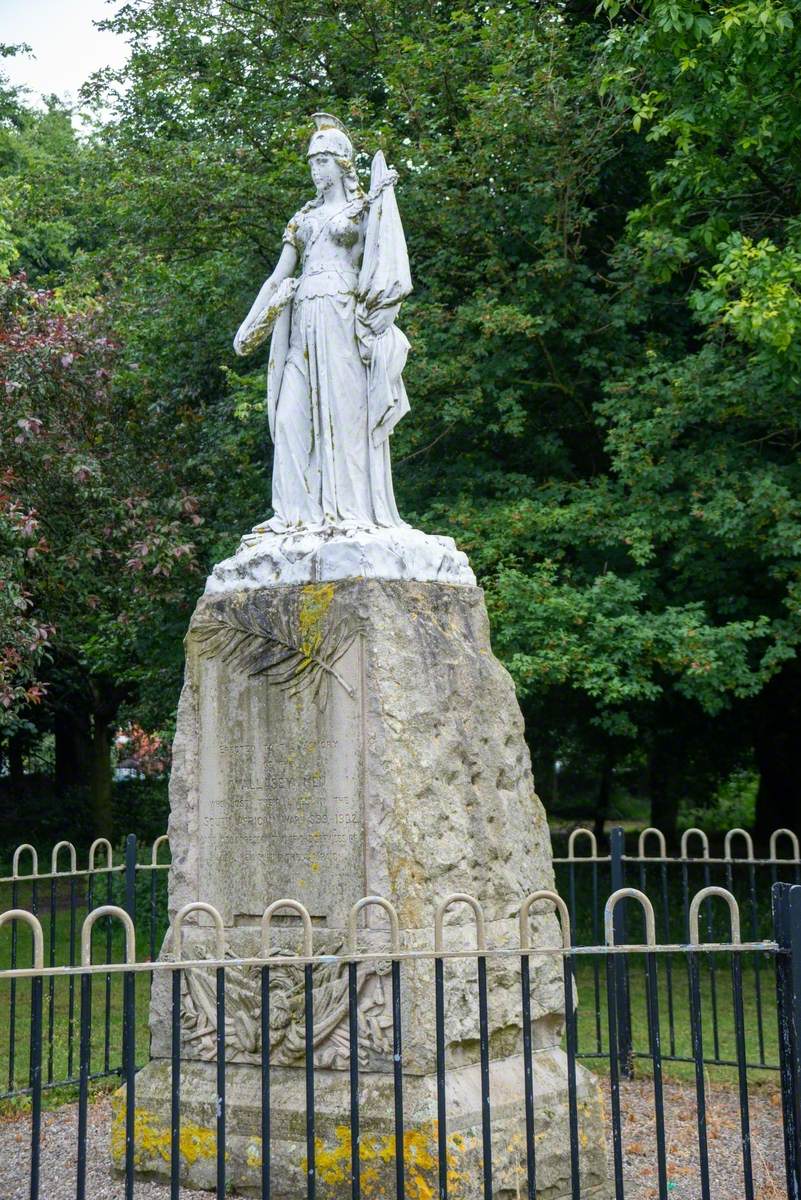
[234,114,412,534]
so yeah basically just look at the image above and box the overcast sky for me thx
[1,0,129,106]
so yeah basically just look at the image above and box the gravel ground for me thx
[0,1078,787,1198]
[0,1096,216,1200]
[598,1077,786,1200]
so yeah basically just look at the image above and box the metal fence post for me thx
[773,882,801,1199]
[610,827,633,1078]
[124,834,137,927]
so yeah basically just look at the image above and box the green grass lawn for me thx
[0,872,165,1111]
[572,951,780,1088]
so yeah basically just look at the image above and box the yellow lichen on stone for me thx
[246,1140,263,1169]
[298,582,336,661]
[308,1121,470,1200]
[110,1093,217,1167]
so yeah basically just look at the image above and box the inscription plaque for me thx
[196,636,365,924]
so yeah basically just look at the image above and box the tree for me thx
[0,275,202,835]
[0,0,793,841]
[76,0,801,836]
[0,475,51,754]
[592,0,801,833]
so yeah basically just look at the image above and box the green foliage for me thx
[0,275,204,732]
[680,769,759,833]
[0,477,51,731]
[2,1,801,832]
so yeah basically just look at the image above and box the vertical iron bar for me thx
[660,860,676,1057]
[216,966,226,1200]
[261,964,271,1200]
[124,833,137,925]
[391,958,404,1200]
[591,859,602,1053]
[8,880,18,1091]
[568,859,578,1053]
[747,861,766,1064]
[645,950,668,1199]
[29,973,43,1200]
[681,857,690,939]
[171,966,181,1200]
[605,951,625,1199]
[67,875,77,1079]
[47,875,56,1084]
[304,962,316,1200]
[705,864,719,1060]
[76,970,92,1200]
[731,950,755,1200]
[790,886,801,1167]
[86,872,94,1076]
[435,955,447,1200]
[563,947,580,1200]
[348,960,361,1200]
[687,949,711,1200]
[29,879,39,1091]
[733,945,757,1200]
[150,869,158,963]
[610,828,632,1077]
[773,884,800,1199]
[520,952,536,1200]
[124,832,138,1145]
[681,855,692,1062]
[104,870,112,1074]
[477,954,493,1200]
[123,966,136,1200]
[638,859,652,1055]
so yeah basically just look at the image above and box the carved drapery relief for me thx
[179,945,393,1069]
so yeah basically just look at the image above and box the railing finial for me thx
[261,899,313,958]
[434,893,487,954]
[519,890,571,951]
[81,906,136,966]
[689,887,741,945]
[347,896,400,955]
[604,888,657,947]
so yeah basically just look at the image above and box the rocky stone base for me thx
[119,1051,609,1199]
[205,523,475,591]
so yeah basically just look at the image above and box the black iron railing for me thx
[1,883,800,1200]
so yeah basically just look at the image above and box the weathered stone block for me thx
[131,578,608,1195]
[121,1050,608,1199]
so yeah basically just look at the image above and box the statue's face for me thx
[309,152,343,195]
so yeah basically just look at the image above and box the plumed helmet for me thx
[307,112,353,160]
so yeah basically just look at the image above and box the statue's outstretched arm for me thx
[234,243,298,357]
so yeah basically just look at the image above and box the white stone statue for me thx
[209,114,474,590]
[235,112,411,532]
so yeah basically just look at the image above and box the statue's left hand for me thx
[369,307,396,336]
[362,303,399,338]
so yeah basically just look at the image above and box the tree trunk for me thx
[54,705,92,791]
[88,679,118,841]
[8,735,25,791]
[753,664,801,840]
[649,743,679,845]
[593,755,614,841]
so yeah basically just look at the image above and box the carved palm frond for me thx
[193,599,361,707]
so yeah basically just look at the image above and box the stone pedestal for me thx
[125,578,608,1196]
